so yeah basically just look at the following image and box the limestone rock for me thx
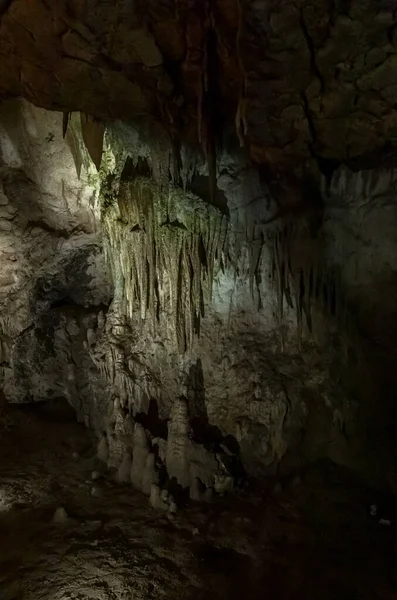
[189,477,203,502]
[214,472,234,496]
[130,423,149,490]
[107,433,125,470]
[142,453,158,496]
[91,486,103,498]
[168,496,177,515]
[149,484,168,511]
[166,398,191,489]
[97,436,109,464]
[116,452,132,484]
[0,219,12,231]
[152,437,167,463]
[204,487,214,502]
[0,86,395,493]
[0,2,395,172]
[107,411,134,470]
[189,442,218,489]
[52,507,69,524]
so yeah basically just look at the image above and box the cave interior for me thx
[1,0,397,598]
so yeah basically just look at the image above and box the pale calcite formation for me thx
[97,436,109,465]
[117,452,132,484]
[130,423,149,490]
[142,453,159,496]
[166,398,191,489]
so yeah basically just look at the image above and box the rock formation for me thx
[130,423,149,490]
[0,1,396,501]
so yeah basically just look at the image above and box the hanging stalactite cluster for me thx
[268,222,347,350]
[61,108,348,356]
[103,176,228,352]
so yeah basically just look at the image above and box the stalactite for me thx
[62,112,70,139]
[268,219,347,350]
[103,177,228,352]
[80,113,105,171]
[235,0,248,147]
[197,2,220,206]
[65,115,84,180]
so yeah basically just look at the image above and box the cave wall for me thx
[87,120,397,488]
[0,99,112,428]
[1,0,397,174]
[0,99,396,494]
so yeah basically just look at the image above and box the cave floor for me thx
[0,406,395,600]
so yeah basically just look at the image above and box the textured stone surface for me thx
[0,0,396,175]
[0,409,393,599]
[0,98,111,430]
[0,96,396,491]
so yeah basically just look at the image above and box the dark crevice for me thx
[24,220,69,238]
[300,92,318,157]
[198,235,208,270]
[164,219,187,231]
[299,13,325,93]
[201,17,224,205]
[316,156,341,179]
[50,296,78,309]
[187,174,230,217]
[121,156,152,181]
[0,0,13,20]
[135,398,168,439]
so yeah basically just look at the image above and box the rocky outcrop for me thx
[0,98,111,430]
[0,95,396,499]
[0,0,396,177]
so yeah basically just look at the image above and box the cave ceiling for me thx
[0,0,397,177]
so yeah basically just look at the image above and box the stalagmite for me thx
[190,477,203,501]
[116,452,132,483]
[149,484,168,510]
[62,112,70,139]
[214,471,234,495]
[166,398,191,488]
[107,433,125,470]
[130,423,149,490]
[142,453,158,496]
[97,435,109,464]
[80,113,105,171]
[152,437,167,463]
[107,409,134,469]
[189,442,219,488]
